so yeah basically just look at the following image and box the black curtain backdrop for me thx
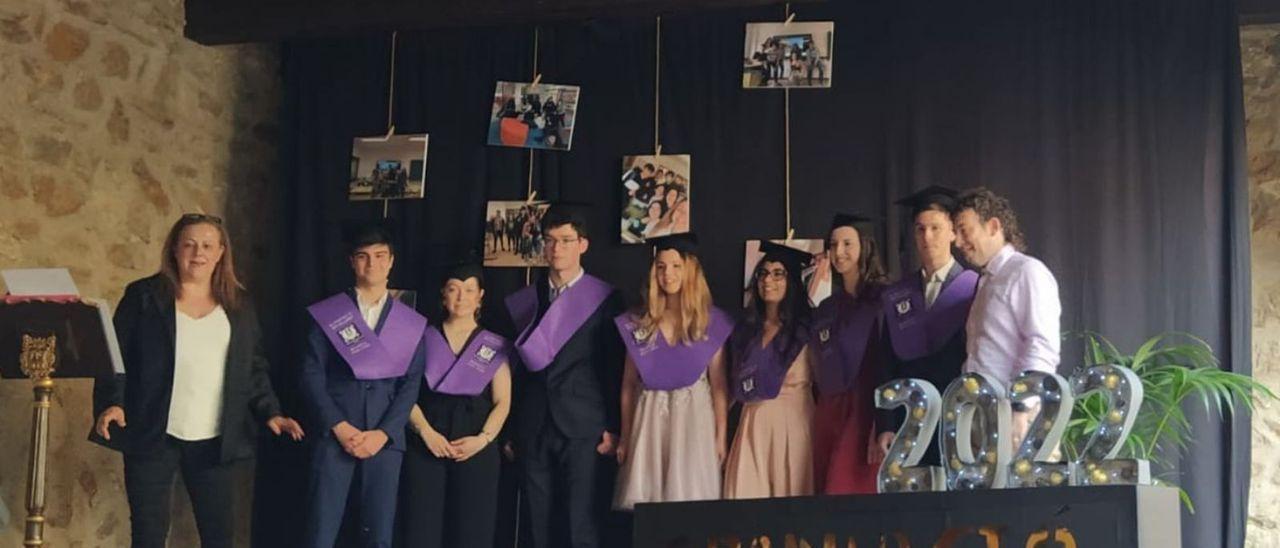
[258,0,1251,546]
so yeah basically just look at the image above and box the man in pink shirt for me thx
[952,187,1061,444]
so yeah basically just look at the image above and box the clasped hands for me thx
[332,421,388,459]
[419,427,491,462]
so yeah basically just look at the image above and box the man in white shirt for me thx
[299,223,428,548]
[953,187,1061,442]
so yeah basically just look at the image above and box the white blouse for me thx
[167,306,231,441]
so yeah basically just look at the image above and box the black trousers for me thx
[520,424,609,548]
[399,441,500,548]
[123,436,234,548]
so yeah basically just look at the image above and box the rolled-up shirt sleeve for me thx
[1012,261,1061,374]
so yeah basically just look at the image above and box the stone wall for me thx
[1243,23,1280,548]
[0,0,282,545]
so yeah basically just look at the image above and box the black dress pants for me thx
[399,441,500,547]
[123,436,234,548]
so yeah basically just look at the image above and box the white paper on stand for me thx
[1,268,80,297]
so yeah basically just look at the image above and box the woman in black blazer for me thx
[91,213,303,548]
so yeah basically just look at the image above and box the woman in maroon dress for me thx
[810,213,890,494]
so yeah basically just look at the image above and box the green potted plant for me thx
[1061,332,1276,510]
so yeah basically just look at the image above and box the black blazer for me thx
[89,275,283,463]
[509,275,626,444]
[875,261,970,435]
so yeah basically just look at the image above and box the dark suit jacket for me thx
[297,290,425,452]
[89,275,283,463]
[509,275,626,445]
[876,261,971,435]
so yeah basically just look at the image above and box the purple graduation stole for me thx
[505,274,613,372]
[811,293,878,395]
[423,328,511,396]
[728,323,810,403]
[882,269,979,362]
[306,292,428,380]
[614,307,736,391]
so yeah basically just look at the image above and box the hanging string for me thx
[527,26,541,199]
[783,4,793,239]
[383,31,399,220]
[654,16,663,155]
[525,26,541,287]
[387,31,398,132]
[784,88,792,239]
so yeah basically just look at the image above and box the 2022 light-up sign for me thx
[875,364,1151,493]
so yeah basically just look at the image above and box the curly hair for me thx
[954,187,1027,252]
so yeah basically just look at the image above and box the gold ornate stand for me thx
[20,334,56,547]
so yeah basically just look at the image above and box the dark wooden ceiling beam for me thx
[184,0,826,45]
[1241,0,1280,25]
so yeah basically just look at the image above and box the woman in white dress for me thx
[613,233,734,509]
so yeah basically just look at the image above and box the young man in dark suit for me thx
[504,203,625,548]
[876,186,979,466]
[298,224,427,548]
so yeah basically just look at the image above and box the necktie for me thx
[925,275,942,308]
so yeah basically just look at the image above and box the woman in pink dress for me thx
[723,241,816,499]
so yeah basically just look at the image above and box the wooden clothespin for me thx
[784,12,796,26]
[526,190,539,205]
[531,73,543,87]
[786,227,795,242]
[655,144,662,156]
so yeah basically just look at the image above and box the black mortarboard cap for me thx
[648,232,699,256]
[894,185,961,216]
[757,240,813,274]
[828,212,879,234]
[443,261,485,288]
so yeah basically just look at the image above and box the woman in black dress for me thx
[399,263,513,548]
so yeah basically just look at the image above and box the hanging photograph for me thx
[742,21,834,89]
[742,239,831,308]
[487,81,580,150]
[348,134,429,201]
[620,154,691,244]
[484,200,551,267]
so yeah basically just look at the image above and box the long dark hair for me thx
[737,254,811,357]
[158,214,244,311]
[829,226,889,304]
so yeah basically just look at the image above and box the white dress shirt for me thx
[963,244,1061,384]
[548,268,585,303]
[358,291,388,330]
[922,257,956,309]
[167,306,231,441]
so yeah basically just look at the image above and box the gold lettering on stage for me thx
[1024,527,1077,548]
[935,525,1001,548]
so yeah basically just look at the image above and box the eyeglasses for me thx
[181,213,223,225]
[542,237,581,248]
[755,268,788,281]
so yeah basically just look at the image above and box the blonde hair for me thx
[636,252,713,345]
[159,215,245,311]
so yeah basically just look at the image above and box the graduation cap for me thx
[648,232,699,256]
[757,240,813,275]
[828,212,879,235]
[443,261,485,289]
[541,201,593,239]
[894,185,961,216]
[341,218,398,255]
